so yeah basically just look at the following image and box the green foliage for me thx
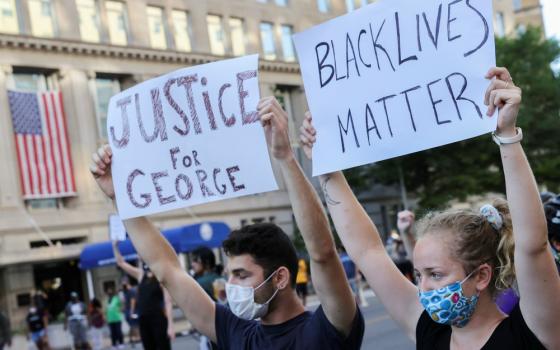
[358,28,560,210]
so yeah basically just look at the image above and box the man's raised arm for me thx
[90,145,217,342]
[257,97,357,336]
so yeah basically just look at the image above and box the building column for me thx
[57,69,105,206]
[54,0,81,40]
[86,269,95,299]
[244,18,261,55]
[5,264,33,330]
[0,65,23,208]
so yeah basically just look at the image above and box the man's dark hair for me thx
[222,223,299,288]
[192,247,216,270]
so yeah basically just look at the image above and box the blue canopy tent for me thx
[79,221,230,270]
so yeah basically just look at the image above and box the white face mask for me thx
[225,270,280,320]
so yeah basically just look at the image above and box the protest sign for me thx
[109,214,127,241]
[293,0,496,175]
[107,55,278,219]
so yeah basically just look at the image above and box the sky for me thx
[541,0,560,40]
[540,0,560,71]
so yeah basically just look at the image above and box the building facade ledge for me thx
[0,244,82,267]
[0,34,301,74]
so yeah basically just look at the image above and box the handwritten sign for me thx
[107,55,278,219]
[293,0,496,175]
[109,214,127,241]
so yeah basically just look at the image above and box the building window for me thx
[93,77,120,139]
[207,14,225,55]
[513,0,522,11]
[495,12,505,38]
[0,0,19,34]
[147,6,167,49]
[317,0,330,13]
[229,17,245,56]
[260,22,276,60]
[346,0,374,12]
[172,9,191,52]
[106,0,128,45]
[76,0,100,42]
[275,0,287,6]
[281,25,295,62]
[11,71,56,92]
[28,0,56,37]
[274,86,297,141]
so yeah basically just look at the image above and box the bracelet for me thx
[491,127,523,146]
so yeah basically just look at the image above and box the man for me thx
[544,195,560,273]
[27,303,50,350]
[191,247,221,299]
[112,242,175,350]
[121,279,140,344]
[0,310,11,350]
[191,247,220,350]
[90,97,364,349]
[64,292,89,350]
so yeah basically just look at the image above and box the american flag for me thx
[8,90,76,199]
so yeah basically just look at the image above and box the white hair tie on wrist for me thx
[480,204,503,231]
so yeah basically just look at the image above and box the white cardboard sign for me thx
[109,214,127,241]
[293,0,496,175]
[107,55,278,219]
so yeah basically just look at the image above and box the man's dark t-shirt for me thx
[416,304,545,349]
[26,313,44,333]
[215,304,364,349]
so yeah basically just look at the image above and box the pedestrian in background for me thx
[106,286,124,349]
[544,194,560,273]
[121,279,140,345]
[296,258,309,306]
[27,303,50,350]
[64,292,89,350]
[191,247,220,350]
[0,310,11,350]
[88,298,105,350]
[112,241,174,350]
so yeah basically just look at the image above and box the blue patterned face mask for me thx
[418,269,480,328]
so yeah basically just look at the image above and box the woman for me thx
[88,298,105,350]
[299,67,560,349]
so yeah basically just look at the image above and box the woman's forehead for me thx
[413,234,458,270]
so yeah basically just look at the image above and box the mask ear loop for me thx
[460,267,484,300]
[460,268,479,284]
[260,287,280,306]
[254,269,282,306]
[254,268,281,291]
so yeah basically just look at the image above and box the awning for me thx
[79,221,230,270]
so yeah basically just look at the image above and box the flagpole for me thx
[20,207,54,247]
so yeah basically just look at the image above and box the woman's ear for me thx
[475,263,493,292]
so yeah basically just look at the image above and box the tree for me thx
[352,28,560,211]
